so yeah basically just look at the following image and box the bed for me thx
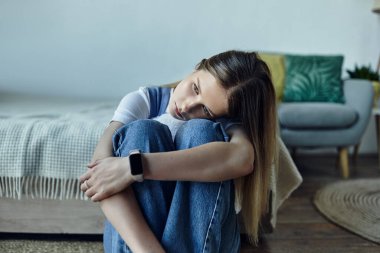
[0,91,117,234]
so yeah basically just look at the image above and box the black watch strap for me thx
[129,149,144,182]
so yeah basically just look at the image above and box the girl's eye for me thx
[193,83,199,95]
[203,106,211,117]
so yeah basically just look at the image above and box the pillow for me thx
[259,53,286,101]
[283,54,344,103]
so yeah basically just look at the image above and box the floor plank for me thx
[0,198,104,234]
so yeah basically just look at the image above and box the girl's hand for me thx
[79,157,132,202]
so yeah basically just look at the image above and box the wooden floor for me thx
[241,153,380,253]
[1,154,379,252]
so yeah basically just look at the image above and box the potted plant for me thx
[347,64,380,106]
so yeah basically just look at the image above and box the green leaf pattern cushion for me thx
[283,55,345,103]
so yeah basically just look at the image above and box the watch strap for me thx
[129,149,144,182]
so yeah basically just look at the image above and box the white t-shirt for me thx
[112,87,185,140]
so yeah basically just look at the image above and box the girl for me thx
[80,50,277,253]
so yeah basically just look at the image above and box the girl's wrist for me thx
[120,157,133,184]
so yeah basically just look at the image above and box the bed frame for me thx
[0,198,104,234]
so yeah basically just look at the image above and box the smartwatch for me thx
[128,149,144,182]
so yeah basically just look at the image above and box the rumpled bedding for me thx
[0,95,115,200]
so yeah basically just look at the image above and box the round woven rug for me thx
[314,178,380,244]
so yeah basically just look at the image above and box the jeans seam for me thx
[111,227,116,253]
[202,182,223,253]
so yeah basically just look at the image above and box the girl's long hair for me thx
[196,50,278,245]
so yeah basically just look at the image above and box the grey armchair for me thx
[278,79,374,178]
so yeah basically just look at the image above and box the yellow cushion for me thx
[372,81,380,107]
[259,53,286,101]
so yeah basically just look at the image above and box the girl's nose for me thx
[181,100,202,118]
[182,100,197,113]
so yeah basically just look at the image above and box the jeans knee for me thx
[175,119,227,148]
[131,119,168,131]
[116,119,168,139]
[113,119,173,156]
[184,118,213,129]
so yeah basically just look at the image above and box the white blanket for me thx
[0,94,115,199]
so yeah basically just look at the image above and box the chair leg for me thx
[338,147,350,179]
[353,143,360,166]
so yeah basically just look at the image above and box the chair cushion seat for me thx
[278,102,358,129]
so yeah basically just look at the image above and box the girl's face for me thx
[168,70,229,120]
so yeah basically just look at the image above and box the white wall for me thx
[1,0,380,152]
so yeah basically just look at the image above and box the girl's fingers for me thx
[80,182,87,191]
[87,160,99,169]
[79,169,92,183]
[91,192,102,202]
[85,186,96,199]
[92,190,110,202]
[79,174,89,183]
[80,178,91,192]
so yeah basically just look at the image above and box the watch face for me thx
[130,153,143,175]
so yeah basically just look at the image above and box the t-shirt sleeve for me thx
[111,87,150,124]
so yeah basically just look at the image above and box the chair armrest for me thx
[344,79,374,140]
[344,79,374,115]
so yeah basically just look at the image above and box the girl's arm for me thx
[81,126,254,201]
[90,121,123,162]
[144,127,254,181]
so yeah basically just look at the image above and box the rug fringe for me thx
[0,176,86,200]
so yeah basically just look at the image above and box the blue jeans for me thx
[103,119,240,253]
